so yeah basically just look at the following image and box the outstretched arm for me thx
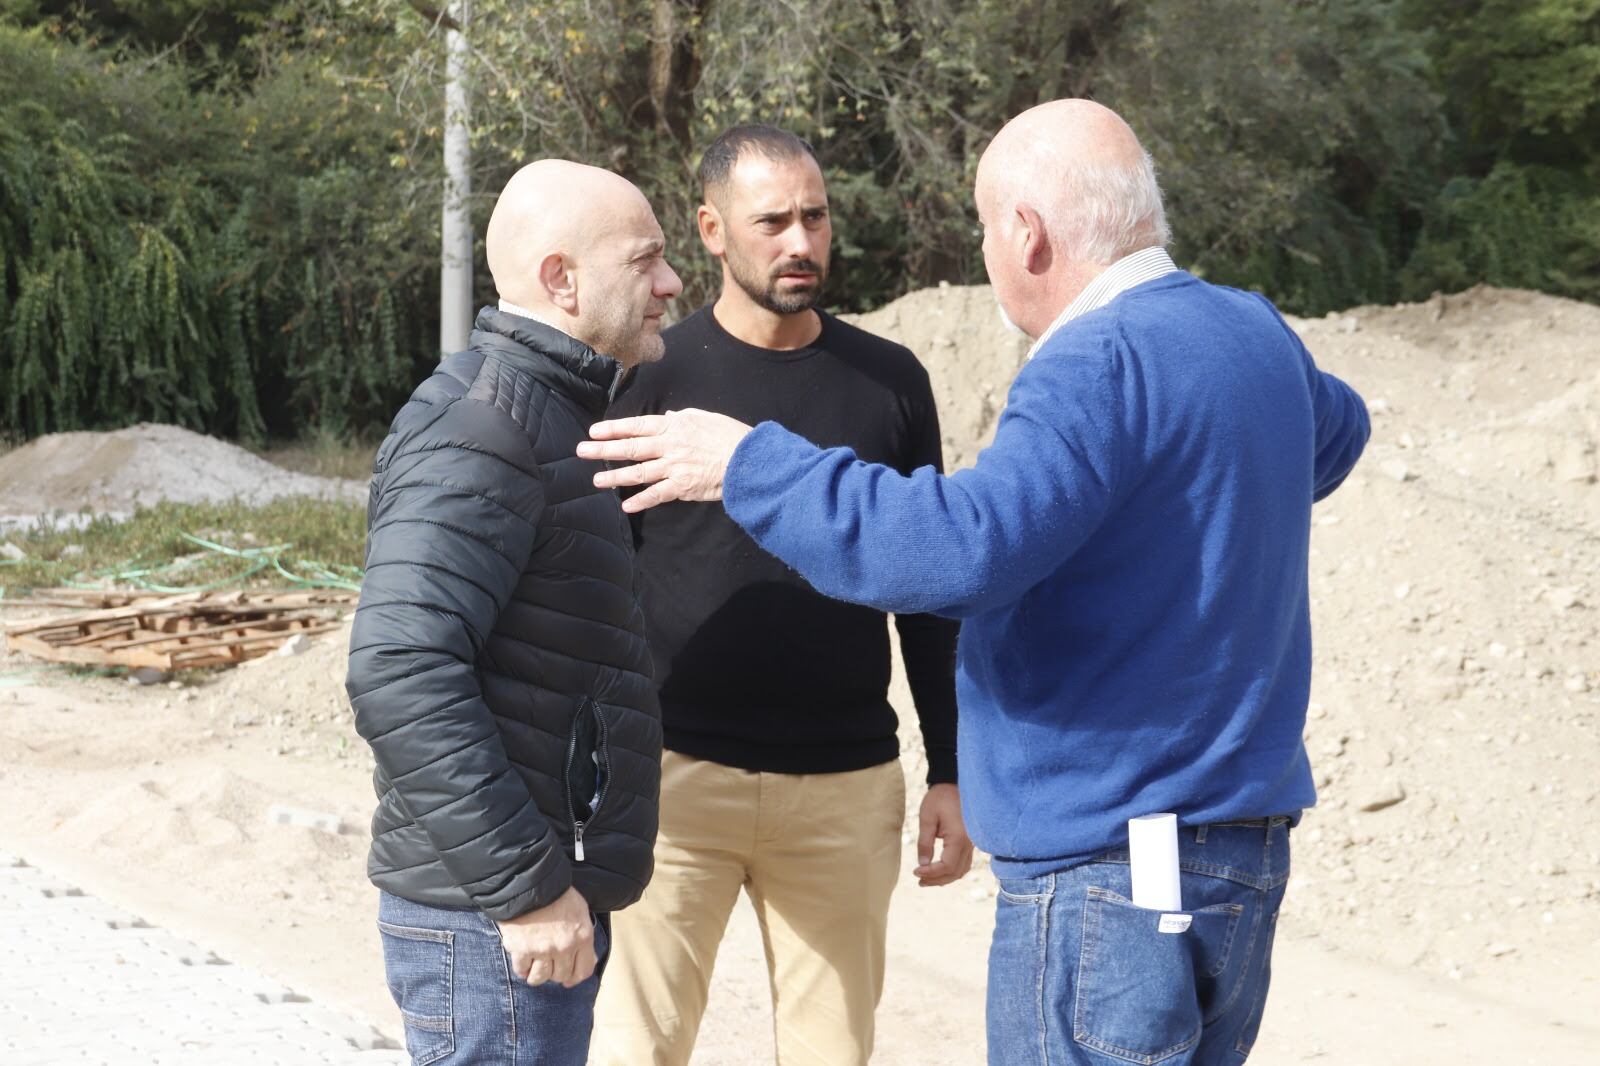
[580,345,1127,619]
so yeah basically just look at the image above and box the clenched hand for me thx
[913,783,974,887]
[495,885,596,988]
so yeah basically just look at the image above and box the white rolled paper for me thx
[1129,812,1183,911]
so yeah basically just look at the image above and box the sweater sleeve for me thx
[889,362,960,784]
[723,339,1124,620]
[346,397,572,921]
[1310,366,1370,501]
[1254,292,1370,501]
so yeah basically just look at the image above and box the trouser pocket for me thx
[1072,886,1244,1064]
[378,920,455,1065]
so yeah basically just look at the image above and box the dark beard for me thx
[730,255,826,315]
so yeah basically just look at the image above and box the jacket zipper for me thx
[564,698,612,864]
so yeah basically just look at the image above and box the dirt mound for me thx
[0,422,364,521]
[843,283,1030,470]
[201,619,364,765]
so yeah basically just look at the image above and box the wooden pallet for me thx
[3,589,357,671]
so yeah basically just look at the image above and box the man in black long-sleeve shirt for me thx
[591,125,972,1066]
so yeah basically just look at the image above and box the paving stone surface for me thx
[0,853,409,1065]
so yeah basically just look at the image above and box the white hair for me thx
[999,143,1170,264]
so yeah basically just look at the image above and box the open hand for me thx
[578,409,753,513]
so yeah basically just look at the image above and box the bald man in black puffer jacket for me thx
[345,159,682,1066]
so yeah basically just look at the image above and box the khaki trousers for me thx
[591,750,905,1066]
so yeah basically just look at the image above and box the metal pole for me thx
[439,3,473,357]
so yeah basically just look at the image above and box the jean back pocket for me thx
[378,920,456,1065]
[1072,886,1244,1064]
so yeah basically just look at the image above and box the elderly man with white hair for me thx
[578,100,1370,1064]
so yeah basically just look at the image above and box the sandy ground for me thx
[3,283,1599,1062]
[0,667,1594,1064]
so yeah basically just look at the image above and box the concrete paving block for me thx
[135,930,228,967]
[106,915,155,930]
[296,1003,402,1050]
[265,802,348,835]
[2,860,398,1061]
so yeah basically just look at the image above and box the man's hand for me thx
[913,783,974,887]
[577,410,754,514]
[494,886,596,988]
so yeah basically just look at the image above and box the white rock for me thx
[276,633,314,657]
[1358,782,1407,813]
[1548,587,1583,612]
[0,542,24,561]
[1379,459,1415,483]
[1485,942,1516,958]
[265,803,347,835]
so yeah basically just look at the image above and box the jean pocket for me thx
[378,920,456,1065]
[1072,887,1244,1064]
[996,874,1052,904]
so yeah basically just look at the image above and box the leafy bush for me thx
[0,24,437,443]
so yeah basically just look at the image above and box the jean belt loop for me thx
[1195,824,1208,845]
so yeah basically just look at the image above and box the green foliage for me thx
[3,0,1598,448]
[1403,162,1600,299]
[0,495,367,592]
[0,22,438,442]
[1397,0,1600,303]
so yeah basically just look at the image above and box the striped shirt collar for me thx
[1026,246,1179,360]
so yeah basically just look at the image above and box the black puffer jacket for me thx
[346,307,661,921]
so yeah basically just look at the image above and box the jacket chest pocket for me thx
[564,697,612,862]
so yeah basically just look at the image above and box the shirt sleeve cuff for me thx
[925,747,958,787]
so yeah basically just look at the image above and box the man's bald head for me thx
[484,159,681,367]
[976,99,1169,267]
[487,160,652,304]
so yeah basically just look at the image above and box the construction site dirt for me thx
[1,283,1596,1063]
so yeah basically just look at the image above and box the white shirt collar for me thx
[1026,246,1179,360]
[498,298,560,329]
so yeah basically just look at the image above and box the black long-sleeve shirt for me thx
[610,305,958,784]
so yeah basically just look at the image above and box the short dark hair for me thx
[697,124,818,205]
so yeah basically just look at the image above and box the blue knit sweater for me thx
[722,272,1369,875]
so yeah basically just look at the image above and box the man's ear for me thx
[539,252,578,313]
[1015,204,1052,276]
[697,204,726,258]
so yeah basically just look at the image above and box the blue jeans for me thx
[378,891,610,1066]
[987,819,1291,1066]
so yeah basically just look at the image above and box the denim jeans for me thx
[987,819,1291,1066]
[378,891,610,1066]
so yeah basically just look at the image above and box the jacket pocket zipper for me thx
[564,698,612,863]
